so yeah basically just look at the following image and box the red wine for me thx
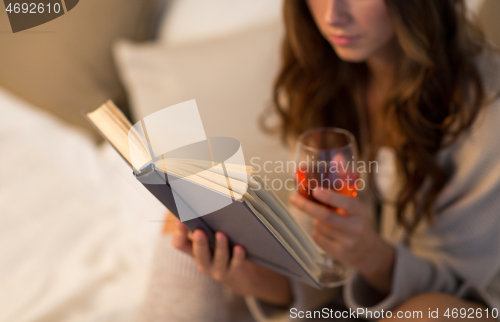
[295,163,358,214]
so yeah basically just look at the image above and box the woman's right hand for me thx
[171,217,293,307]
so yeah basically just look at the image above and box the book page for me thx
[86,101,151,170]
[243,190,320,275]
[250,176,325,262]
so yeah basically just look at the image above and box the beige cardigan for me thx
[247,51,500,322]
[138,53,500,322]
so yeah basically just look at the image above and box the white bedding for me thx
[0,87,165,322]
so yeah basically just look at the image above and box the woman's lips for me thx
[329,34,361,46]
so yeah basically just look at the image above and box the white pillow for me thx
[115,21,292,201]
[159,0,282,45]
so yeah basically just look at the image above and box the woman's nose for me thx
[324,0,352,27]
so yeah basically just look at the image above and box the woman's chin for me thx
[333,48,370,63]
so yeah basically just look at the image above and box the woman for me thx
[154,0,500,321]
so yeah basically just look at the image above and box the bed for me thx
[0,0,496,321]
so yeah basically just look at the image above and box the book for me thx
[84,100,325,289]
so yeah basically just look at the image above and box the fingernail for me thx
[216,232,225,243]
[290,194,298,202]
[194,230,204,242]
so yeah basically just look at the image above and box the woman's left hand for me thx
[289,188,395,294]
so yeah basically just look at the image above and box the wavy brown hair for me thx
[266,0,490,233]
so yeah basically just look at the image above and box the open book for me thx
[85,101,325,288]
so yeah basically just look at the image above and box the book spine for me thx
[136,166,216,248]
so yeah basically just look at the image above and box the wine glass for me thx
[294,127,359,287]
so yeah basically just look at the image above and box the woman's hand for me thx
[290,189,395,295]
[171,217,292,307]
